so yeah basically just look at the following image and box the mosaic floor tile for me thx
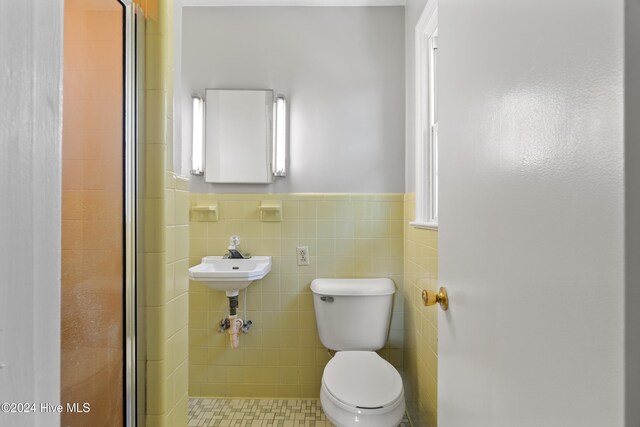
[188,398,412,427]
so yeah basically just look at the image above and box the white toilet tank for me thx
[311,278,395,351]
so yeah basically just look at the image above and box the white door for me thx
[436,0,625,426]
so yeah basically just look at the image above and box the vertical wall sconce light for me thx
[272,95,287,177]
[191,96,205,176]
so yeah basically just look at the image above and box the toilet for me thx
[311,278,405,427]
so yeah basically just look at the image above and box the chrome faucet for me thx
[225,235,251,259]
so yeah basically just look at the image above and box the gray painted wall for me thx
[626,0,640,424]
[0,1,62,425]
[180,6,405,193]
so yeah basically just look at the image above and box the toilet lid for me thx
[323,351,403,409]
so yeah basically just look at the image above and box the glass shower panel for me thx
[62,0,124,425]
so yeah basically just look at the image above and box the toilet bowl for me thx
[319,351,405,427]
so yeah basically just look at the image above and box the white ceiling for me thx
[181,0,405,6]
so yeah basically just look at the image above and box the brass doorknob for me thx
[422,287,449,311]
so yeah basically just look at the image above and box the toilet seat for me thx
[320,351,405,427]
[323,351,403,409]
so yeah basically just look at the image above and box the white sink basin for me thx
[188,256,272,296]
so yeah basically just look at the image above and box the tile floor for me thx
[188,398,412,427]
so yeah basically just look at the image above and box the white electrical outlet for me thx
[297,246,310,266]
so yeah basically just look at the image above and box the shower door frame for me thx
[122,1,142,426]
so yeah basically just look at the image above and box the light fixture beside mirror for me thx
[272,95,287,177]
[191,90,288,181]
[191,96,205,176]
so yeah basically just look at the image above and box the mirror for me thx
[204,89,273,184]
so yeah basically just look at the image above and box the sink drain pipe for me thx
[227,295,241,348]
[220,292,253,348]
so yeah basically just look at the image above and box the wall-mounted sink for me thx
[188,256,272,296]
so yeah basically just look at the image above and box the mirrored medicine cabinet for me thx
[191,89,287,184]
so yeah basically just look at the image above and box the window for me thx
[412,1,438,229]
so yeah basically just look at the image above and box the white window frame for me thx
[411,0,439,230]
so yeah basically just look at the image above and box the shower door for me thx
[62,1,140,425]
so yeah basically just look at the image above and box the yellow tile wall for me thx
[161,173,190,426]
[142,0,189,425]
[403,193,438,426]
[188,193,405,398]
